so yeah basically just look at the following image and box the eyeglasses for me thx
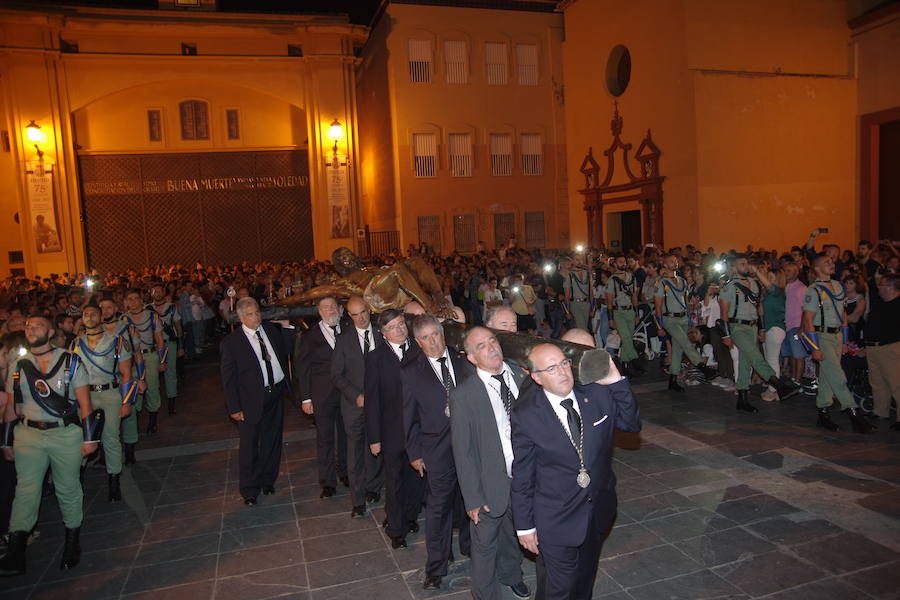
[532,358,572,375]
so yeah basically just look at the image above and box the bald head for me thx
[346,295,371,330]
[528,343,574,397]
[561,328,595,348]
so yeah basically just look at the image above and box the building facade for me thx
[0,3,366,277]
[355,0,570,255]
[560,0,898,253]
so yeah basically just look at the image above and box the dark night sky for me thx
[22,0,382,25]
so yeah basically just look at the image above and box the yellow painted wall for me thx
[562,0,858,252]
[360,3,568,251]
[0,6,365,276]
[852,9,900,115]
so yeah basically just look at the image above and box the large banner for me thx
[27,167,63,253]
[326,162,350,239]
[78,150,313,272]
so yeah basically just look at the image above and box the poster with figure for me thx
[327,162,350,239]
[27,168,62,253]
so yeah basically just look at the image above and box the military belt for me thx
[139,348,152,354]
[25,419,63,430]
[664,312,686,317]
[729,319,757,327]
[815,326,840,334]
[90,382,119,392]
[616,305,634,311]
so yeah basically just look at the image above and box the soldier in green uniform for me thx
[0,315,101,575]
[121,289,166,450]
[563,258,591,331]
[148,284,182,416]
[606,254,643,376]
[102,297,145,465]
[654,254,702,392]
[718,256,792,413]
[800,255,876,433]
[74,303,137,501]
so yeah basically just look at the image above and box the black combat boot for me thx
[768,376,797,401]
[0,531,28,576]
[667,374,685,392]
[845,407,876,434]
[167,396,177,416]
[124,443,137,466]
[816,407,839,431]
[735,390,758,413]
[108,473,122,502]
[146,412,158,435]
[630,360,646,376]
[60,527,81,570]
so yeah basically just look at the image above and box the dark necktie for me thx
[491,373,514,416]
[400,343,407,359]
[329,324,338,337]
[363,330,370,354]
[437,356,454,392]
[255,330,274,388]
[560,398,582,441]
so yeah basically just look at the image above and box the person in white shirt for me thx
[450,327,531,600]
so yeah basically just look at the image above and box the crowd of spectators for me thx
[1,232,898,410]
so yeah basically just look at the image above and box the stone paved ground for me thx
[1,350,898,600]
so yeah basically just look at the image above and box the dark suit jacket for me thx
[510,379,641,547]
[364,340,420,453]
[220,322,291,425]
[295,319,346,406]
[331,325,384,404]
[450,363,528,516]
[402,349,473,473]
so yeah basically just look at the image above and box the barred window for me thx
[448,133,472,177]
[521,133,543,175]
[444,40,468,84]
[516,44,539,85]
[525,211,545,248]
[408,39,433,83]
[493,213,515,249]
[413,133,437,177]
[179,100,209,140]
[454,214,476,253]
[489,133,512,176]
[485,42,508,85]
[418,215,441,253]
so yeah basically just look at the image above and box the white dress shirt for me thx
[241,324,285,386]
[476,362,519,477]
[319,320,340,349]
[355,325,375,353]
[389,340,407,360]
[427,349,457,386]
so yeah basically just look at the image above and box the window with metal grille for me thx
[413,133,437,177]
[484,42,508,85]
[147,109,162,142]
[521,133,543,175]
[493,213,515,248]
[179,100,209,140]
[489,133,512,176]
[408,39,433,83]
[444,40,468,84]
[417,215,441,253]
[453,214,476,253]
[226,109,240,140]
[448,133,472,177]
[525,211,545,248]
[516,44,539,85]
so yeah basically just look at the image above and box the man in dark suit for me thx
[365,309,424,549]
[402,314,473,591]
[295,296,348,498]
[512,344,641,600]
[451,326,530,600]
[331,296,384,518]
[220,297,292,505]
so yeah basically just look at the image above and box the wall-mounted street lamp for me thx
[327,118,344,154]
[25,120,45,160]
